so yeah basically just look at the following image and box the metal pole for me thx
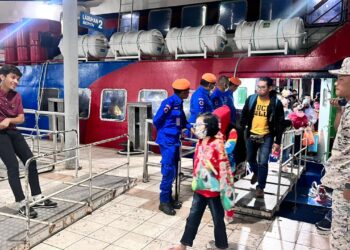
[35,111,40,154]
[24,159,31,247]
[63,0,79,169]
[127,135,130,186]
[298,131,302,170]
[52,113,57,164]
[291,130,297,212]
[276,136,284,207]
[143,120,149,182]
[88,145,93,208]
[75,130,80,178]
[303,129,308,169]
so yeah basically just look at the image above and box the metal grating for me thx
[0,174,136,249]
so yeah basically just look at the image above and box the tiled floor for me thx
[0,145,330,250]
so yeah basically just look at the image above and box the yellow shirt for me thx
[250,96,270,135]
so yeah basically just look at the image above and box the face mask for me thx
[194,127,207,139]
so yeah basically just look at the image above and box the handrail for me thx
[21,133,130,247]
[143,119,196,182]
[23,108,65,117]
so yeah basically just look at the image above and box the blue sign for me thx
[80,12,104,31]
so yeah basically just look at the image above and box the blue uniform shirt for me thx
[210,88,225,110]
[188,86,213,123]
[153,94,190,146]
[224,89,236,124]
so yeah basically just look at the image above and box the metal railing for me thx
[21,108,67,154]
[275,128,309,211]
[0,108,80,181]
[143,119,196,201]
[143,118,314,215]
[0,134,131,248]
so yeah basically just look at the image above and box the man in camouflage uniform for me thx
[321,57,350,249]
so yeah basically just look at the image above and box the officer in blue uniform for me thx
[188,73,216,124]
[223,76,241,126]
[210,75,228,110]
[153,79,191,216]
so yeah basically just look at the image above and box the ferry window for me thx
[79,88,91,119]
[101,89,127,121]
[39,88,59,111]
[148,9,172,36]
[260,0,303,20]
[119,12,139,32]
[219,0,247,30]
[306,0,343,25]
[138,89,168,116]
[181,5,207,27]
[183,90,194,119]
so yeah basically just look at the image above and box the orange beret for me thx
[172,78,191,90]
[229,76,241,86]
[202,73,216,83]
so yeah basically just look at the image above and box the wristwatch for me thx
[345,183,350,189]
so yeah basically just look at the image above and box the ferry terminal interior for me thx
[0,0,349,249]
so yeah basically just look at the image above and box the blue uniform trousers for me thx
[159,144,180,203]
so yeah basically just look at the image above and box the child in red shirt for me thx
[170,113,234,250]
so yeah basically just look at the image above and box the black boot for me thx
[171,200,182,209]
[159,202,176,216]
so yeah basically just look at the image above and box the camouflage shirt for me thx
[321,103,350,190]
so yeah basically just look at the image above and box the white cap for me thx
[329,57,350,75]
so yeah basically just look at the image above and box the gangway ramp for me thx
[0,174,136,249]
[233,163,305,219]
[143,120,309,220]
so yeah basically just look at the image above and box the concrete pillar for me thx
[63,0,79,169]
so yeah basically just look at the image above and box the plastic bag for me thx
[302,127,315,146]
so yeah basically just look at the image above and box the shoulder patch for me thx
[198,98,204,106]
[164,104,171,113]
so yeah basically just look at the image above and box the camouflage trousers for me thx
[330,189,350,250]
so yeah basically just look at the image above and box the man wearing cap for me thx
[188,73,216,124]
[153,79,191,216]
[321,57,350,249]
[210,76,227,110]
[224,76,241,126]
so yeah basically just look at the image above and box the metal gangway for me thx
[142,119,310,219]
[0,133,134,249]
[234,129,308,218]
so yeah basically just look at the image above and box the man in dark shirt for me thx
[0,65,57,218]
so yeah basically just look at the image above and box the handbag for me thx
[302,127,315,146]
[308,133,318,152]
